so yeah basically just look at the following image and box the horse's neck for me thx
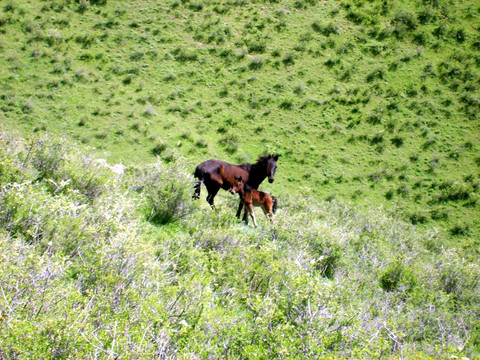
[248,163,267,187]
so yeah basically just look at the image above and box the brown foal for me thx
[229,176,277,228]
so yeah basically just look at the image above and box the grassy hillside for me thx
[1,131,479,358]
[1,0,479,242]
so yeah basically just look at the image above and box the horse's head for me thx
[230,176,243,194]
[266,155,279,183]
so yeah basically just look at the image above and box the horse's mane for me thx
[255,155,274,164]
[239,155,275,168]
[239,162,252,171]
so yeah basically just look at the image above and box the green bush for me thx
[138,161,197,224]
[379,260,416,292]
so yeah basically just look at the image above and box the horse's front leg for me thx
[206,186,220,209]
[242,206,249,223]
[236,201,244,218]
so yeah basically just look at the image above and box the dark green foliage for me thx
[152,142,167,156]
[366,68,385,82]
[312,21,339,36]
[379,260,416,292]
[171,47,198,62]
[391,136,404,147]
[248,56,263,69]
[393,10,418,34]
[436,182,472,202]
[450,222,470,236]
[309,239,341,279]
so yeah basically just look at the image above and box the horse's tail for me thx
[193,165,205,199]
[272,196,278,214]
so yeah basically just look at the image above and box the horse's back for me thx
[195,159,249,188]
[194,159,224,179]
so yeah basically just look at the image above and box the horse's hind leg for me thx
[193,180,202,199]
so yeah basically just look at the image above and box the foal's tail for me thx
[193,165,205,200]
[272,196,278,214]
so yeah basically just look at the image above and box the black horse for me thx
[193,155,279,218]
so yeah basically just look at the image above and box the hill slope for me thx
[1,0,480,240]
[1,131,479,358]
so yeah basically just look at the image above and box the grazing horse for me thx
[193,155,279,215]
[229,176,277,228]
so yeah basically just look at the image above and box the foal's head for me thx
[229,176,244,194]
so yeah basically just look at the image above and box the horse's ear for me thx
[274,155,279,161]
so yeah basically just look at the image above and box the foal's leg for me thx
[267,211,274,223]
[264,203,274,223]
[247,203,257,228]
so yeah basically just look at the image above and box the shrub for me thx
[452,28,466,43]
[366,68,385,82]
[367,114,382,125]
[450,222,470,236]
[171,47,198,62]
[246,39,266,53]
[139,161,197,225]
[21,97,34,113]
[282,52,295,66]
[219,134,239,154]
[312,21,339,36]
[152,142,167,156]
[249,56,263,70]
[391,136,404,148]
[385,189,394,200]
[379,260,416,292]
[370,133,384,145]
[408,210,427,225]
[393,10,418,31]
[279,99,293,110]
[29,138,66,180]
[309,239,341,279]
[45,29,63,46]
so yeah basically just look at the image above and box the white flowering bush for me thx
[0,131,478,358]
